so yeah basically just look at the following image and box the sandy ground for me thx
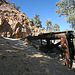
[0,37,75,75]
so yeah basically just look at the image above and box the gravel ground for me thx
[0,37,75,75]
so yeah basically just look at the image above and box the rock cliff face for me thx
[0,0,34,38]
[0,0,48,38]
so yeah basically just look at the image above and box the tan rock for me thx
[0,0,34,38]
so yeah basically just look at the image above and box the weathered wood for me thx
[61,32,74,68]
[66,32,74,68]
[40,39,42,45]
[46,39,50,46]
[27,30,75,69]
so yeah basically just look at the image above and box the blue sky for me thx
[7,0,72,31]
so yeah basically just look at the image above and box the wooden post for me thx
[66,32,74,68]
[61,32,74,68]
[40,39,42,45]
[46,39,50,46]
[61,37,69,67]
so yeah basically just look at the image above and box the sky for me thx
[7,0,72,31]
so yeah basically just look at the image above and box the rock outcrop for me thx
[0,0,34,38]
[0,0,48,38]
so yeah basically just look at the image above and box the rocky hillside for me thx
[0,0,35,38]
[0,0,8,5]
[0,0,48,38]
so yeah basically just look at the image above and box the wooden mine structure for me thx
[27,30,75,68]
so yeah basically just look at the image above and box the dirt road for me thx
[0,37,75,75]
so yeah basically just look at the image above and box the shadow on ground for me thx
[0,37,75,75]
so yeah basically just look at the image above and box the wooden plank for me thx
[39,30,73,36]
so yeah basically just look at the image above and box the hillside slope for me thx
[0,0,34,38]
[0,37,75,75]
